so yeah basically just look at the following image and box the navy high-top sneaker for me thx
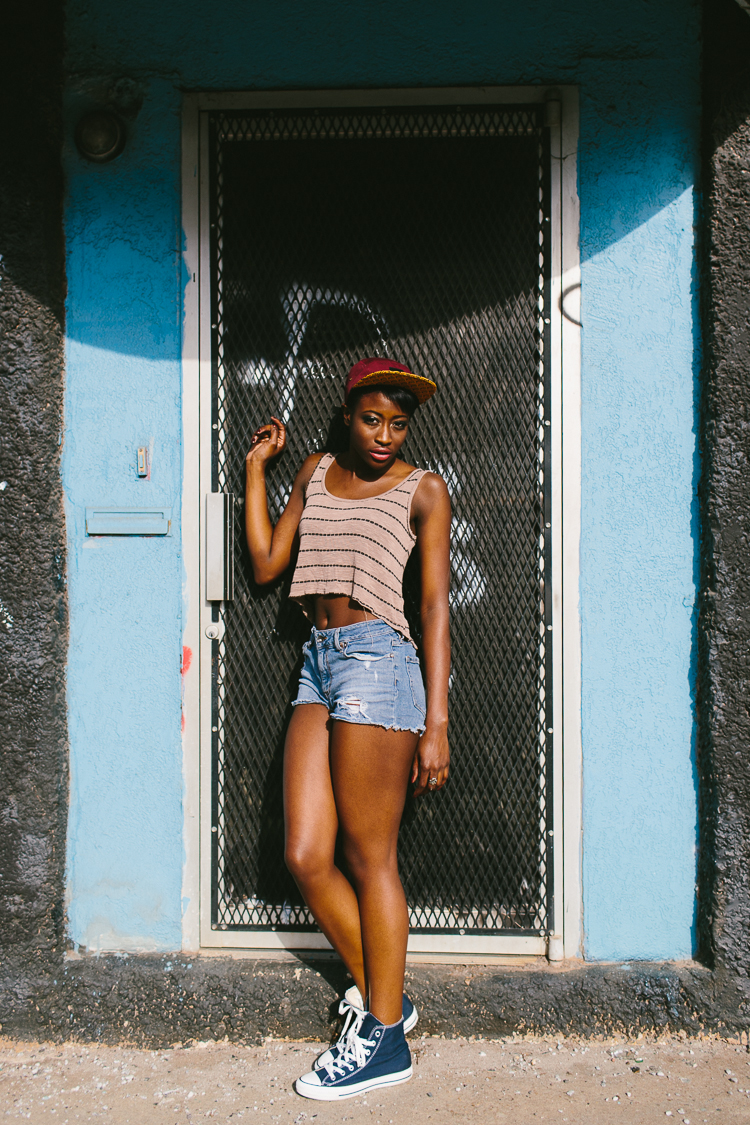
[314,985,418,1072]
[296,1012,412,1101]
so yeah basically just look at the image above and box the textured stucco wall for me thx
[699,0,750,976]
[0,1,68,967]
[63,0,701,960]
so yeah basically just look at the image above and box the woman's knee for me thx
[342,838,398,886]
[284,839,331,885]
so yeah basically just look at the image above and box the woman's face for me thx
[343,391,411,469]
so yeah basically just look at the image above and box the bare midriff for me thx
[311,593,373,630]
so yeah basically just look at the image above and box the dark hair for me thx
[345,382,420,417]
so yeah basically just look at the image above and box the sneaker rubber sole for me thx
[295,1064,413,1101]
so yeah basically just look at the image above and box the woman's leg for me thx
[283,702,367,996]
[330,721,418,1026]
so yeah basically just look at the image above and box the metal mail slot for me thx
[206,492,235,601]
[85,507,172,536]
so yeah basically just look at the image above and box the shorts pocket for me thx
[405,654,426,716]
[341,644,390,663]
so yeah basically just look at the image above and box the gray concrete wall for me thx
[698,0,750,979]
[1,955,750,1044]
[0,1,68,973]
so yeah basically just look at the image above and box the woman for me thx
[244,358,451,1100]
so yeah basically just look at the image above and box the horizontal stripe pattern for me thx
[289,452,424,639]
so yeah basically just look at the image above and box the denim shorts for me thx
[292,619,426,734]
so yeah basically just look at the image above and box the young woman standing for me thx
[244,358,451,1100]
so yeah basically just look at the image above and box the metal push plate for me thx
[206,492,235,601]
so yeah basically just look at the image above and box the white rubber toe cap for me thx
[296,1069,323,1090]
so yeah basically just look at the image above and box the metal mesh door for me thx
[208,105,552,935]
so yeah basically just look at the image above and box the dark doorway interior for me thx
[209,105,552,936]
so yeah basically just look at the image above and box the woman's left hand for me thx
[411,722,450,797]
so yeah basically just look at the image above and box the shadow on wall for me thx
[58,78,698,359]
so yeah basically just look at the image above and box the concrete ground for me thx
[1,1032,749,1124]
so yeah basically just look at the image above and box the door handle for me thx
[206,492,235,601]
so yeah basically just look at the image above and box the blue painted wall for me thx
[63,0,701,958]
[63,77,185,951]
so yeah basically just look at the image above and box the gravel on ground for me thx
[1,1031,749,1123]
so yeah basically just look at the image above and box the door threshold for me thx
[195,947,550,967]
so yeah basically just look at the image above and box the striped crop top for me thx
[289,452,426,640]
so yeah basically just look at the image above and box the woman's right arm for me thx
[244,415,321,584]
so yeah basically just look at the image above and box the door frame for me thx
[180,85,582,960]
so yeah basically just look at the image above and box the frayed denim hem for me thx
[292,700,424,735]
[330,711,425,735]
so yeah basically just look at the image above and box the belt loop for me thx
[334,627,340,651]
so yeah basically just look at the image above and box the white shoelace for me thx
[322,997,363,1059]
[337,997,364,1040]
[321,1009,375,1080]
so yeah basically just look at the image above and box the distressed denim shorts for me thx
[292,619,426,734]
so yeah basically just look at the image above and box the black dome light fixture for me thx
[75,110,126,163]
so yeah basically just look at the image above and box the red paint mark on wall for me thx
[181,646,193,731]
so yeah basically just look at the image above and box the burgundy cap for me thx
[345,357,437,405]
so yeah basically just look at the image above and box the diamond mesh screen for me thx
[209,105,552,935]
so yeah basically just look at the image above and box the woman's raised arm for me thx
[244,416,321,584]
